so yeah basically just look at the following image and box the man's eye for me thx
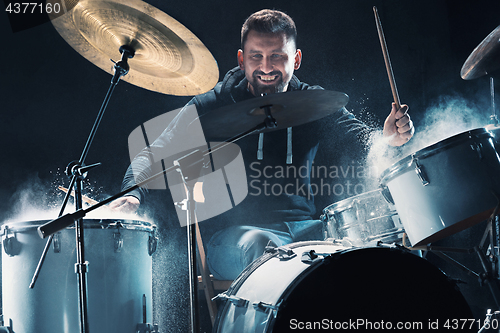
[252,54,263,59]
[272,54,283,58]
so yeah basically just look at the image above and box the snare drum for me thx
[380,128,500,246]
[321,189,403,246]
[213,241,473,332]
[1,219,157,333]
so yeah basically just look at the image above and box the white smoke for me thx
[2,172,150,226]
[365,95,492,184]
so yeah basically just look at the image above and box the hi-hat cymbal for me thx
[197,90,349,140]
[461,25,500,80]
[47,0,219,96]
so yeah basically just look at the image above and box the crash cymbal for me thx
[461,25,500,80]
[46,0,219,95]
[197,90,349,139]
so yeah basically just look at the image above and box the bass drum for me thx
[213,242,474,333]
[1,219,157,333]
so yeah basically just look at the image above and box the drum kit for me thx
[1,0,500,332]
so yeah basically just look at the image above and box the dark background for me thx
[1,0,500,332]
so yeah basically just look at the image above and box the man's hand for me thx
[109,196,140,213]
[383,103,414,146]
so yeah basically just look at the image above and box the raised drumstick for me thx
[373,6,401,109]
[58,186,99,205]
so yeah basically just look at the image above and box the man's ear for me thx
[237,49,244,71]
[294,49,302,70]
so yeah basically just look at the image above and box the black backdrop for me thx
[1,0,500,332]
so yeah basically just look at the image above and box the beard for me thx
[248,70,286,95]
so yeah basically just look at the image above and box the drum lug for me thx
[2,227,16,257]
[265,244,297,260]
[213,293,249,308]
[148,234,158,256]
[380,186,395,205]
[470,142,483,160]
[301,250,322,263]
[114,231,123,252]
[253,301,280,313]
[411,155,429,186]
[53,232,61,253]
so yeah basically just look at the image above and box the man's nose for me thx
[261,57,273,73]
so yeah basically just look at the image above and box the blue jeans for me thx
[206,226,293,280]
[206,220,323,280]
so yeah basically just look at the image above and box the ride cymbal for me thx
[461,25,500,80]
[47,0,219,95]
[197,90,349,140]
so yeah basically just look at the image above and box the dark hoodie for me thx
[122,67,372,239]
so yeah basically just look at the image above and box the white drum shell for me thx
[214,242,344,333]
[380,129,500,246]
[1,219,155,333]
[213,241,474,333]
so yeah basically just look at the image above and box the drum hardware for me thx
[136,295,159,333]
[264,244,297,260]
[46,0,219,96]
[461,25,500,81]
[379,128,500,247]
[2,219,157,333]
[38,95,340,332]
[28,0,221,330]
[213,241,474,332]
[253,301,280,313]
[301,249,331,264]
[34,2,350,329]
[148,234,158,256]
[213,294,249,308]
[322,188,404,247]
[478,309,500,333]
[461,24,500,128]
[197,90,349,140]
[53,232,61,253]
[490,77,499,126]
[28,38,139,333]
[411,155,429,186]
[2,227,15,257]
[113,231,123,252]
[401,204,500,310]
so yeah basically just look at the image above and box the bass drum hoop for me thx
[214,242,474,332]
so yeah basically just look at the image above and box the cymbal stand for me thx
[490,77,499,125]
[173,165,200,333]
[38,104,279,333]
[29,45,135,333]
[405,205,500,309]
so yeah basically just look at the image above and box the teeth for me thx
[260,75,277,81]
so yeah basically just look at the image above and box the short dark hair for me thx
[241,9,297,49]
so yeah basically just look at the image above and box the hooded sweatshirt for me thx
[122,67,372,239]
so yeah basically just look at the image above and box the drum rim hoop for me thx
[1,219,156,234]
[322,188,385,214]
[379,128,493,185]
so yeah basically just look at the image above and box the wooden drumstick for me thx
[58,185,99,205]
[373,6,401,110]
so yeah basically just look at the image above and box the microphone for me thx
[37,209,86,238]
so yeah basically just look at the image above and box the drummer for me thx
[110,9,414,280]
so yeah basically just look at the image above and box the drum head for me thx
[272,247,473,332]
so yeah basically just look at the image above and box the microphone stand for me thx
[38,105,279,333]
[29,45,135,333]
